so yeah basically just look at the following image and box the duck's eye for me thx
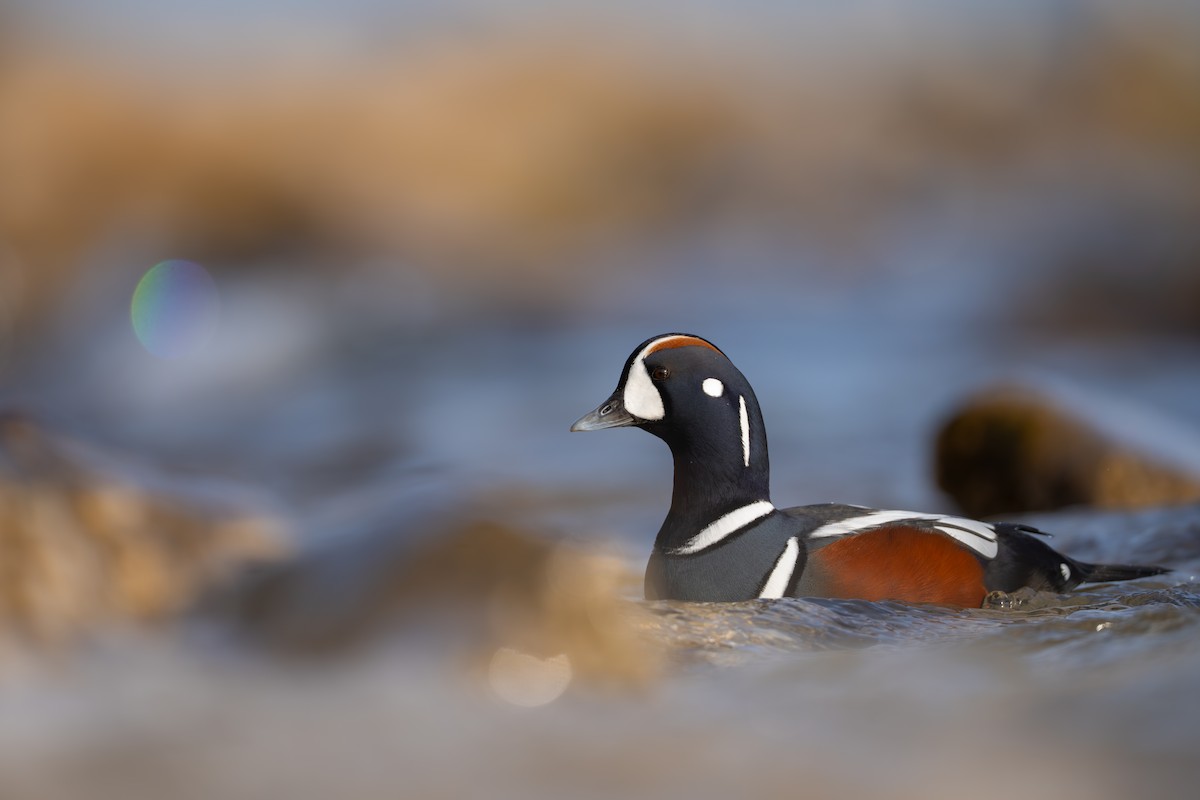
[651,366,670,382]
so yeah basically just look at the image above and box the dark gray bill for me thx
[570,394,638,431]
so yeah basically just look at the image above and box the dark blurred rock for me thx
[0,411,286,649]
[935,384,1200,518]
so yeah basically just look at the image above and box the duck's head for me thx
[571,333,765,466]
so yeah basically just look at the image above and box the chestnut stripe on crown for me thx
[645,335,724,356]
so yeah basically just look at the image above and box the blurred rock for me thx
[0,412,659,688]
[219,514,662,691]
[0,412,286,650]
[935,384,1200,518]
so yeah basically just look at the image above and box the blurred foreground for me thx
[1,410,1198,800]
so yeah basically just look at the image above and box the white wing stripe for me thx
[933,517,997,541]
[935,525,999,559]
[671,500,776,555]
[809,510,939,538]
[810,510,998,559]
[759,537,800,598]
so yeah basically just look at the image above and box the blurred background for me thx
[2,1,1200,798]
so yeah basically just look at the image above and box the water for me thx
[2,235,1198,798]
[1,530,1196,799]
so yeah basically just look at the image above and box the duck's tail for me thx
[1070,558,1170,584]
[990,523,1170,591]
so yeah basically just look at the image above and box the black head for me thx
[571,333,768,477]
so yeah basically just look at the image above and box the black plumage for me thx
[573,333,1170,606]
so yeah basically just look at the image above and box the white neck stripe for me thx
[671,500,776,555]
[759,537,800,598]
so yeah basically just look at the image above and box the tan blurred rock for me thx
[0,412,286,649]
[935,384,1200,518]
[0,411,659,689]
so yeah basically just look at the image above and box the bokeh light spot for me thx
[131,260,221,358]
[487,648,573,707]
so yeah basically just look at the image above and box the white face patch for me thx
[623,357,664,420]
[738,395,750,467]
[702,378,724,397]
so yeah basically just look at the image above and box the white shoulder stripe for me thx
[759,537,800,598]
[809,510,998,559]
[671,500,776,555]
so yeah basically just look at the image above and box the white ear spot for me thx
[702,378,724,397]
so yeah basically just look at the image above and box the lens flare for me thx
[131,260,220,358]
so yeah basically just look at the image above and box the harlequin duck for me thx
[570,333,1168,605]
